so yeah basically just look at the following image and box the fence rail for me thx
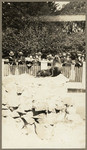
[3,63,83,82]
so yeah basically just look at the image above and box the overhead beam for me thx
[29,15,86,22]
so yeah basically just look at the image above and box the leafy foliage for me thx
[2,2,56,30]
[56,0,86,15]
[2,2,86,58]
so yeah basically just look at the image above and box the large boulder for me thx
[19,96,32,111]
[35,122,54,140]
[22,111,34,125]
[21,124,35,135]
[6,93,20,107]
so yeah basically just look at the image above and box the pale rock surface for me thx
[33,113,47,124]
[19,96,32,111]
[6,93,20,107]
[2,109,11,117]
[66,113,83,123]
[14,118,24,129]
[76,106,85,120]
[2,74,85,148]
[10,111,20,118]
[22,111,34,124]
[35,122,54,140]
[21,124,35,135]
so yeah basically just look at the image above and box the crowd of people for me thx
[3,51,85,68]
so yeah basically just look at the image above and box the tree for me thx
[2,2,86,58]
[56,0,86,15]
[2,2,57,30]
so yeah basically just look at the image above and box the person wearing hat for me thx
[8,51,16,65]
[82,54,85,62]
[17,51,24,65]
[65,53,72,66]
[75,53,83,68]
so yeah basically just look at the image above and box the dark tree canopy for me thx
[2,2,57,30]
[2,1,86,30]
[2,1,86,58]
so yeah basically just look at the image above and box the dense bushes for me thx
[2,2,86,58]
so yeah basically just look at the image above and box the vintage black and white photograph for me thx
[2,0,86,148]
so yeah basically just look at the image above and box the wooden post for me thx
[82,61,86,89]
[2,59,4,78]
[69,63,75,81]
[8,64,11,75]
[15,63,19,75]
[41,60,48,70]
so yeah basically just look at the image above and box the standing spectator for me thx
[75,53,83,67]
[9,51,16,65]
[17,51,23,65]
[37,52,42,61]
[66,53,72,66]
[82,54,85,62]
[25,55,33,69]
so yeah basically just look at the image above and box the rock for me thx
[2,105,8,110]
[2,97,8,105]
[67,106,76,114]
[14,118,24,129]
[23,116,34,125]
[2,87,8,105]
[22,111,34,124]
[45,113,58,125]
[17,111,26,117]
[2,109,11,117]
[16,85,24,95]
[16,104,26,114]
[7,105,19,112]
[47,100,56,112]
[12,106,19,111]
[6,93,20,107]
[56,111,65,122]
[33,101,48,111]
[2,116,17,128]
[35,122,54,140]
[10,111,20,118]
[55,100,65,111]
[66,114,83,123]
[2,116,8,124]
[4,83,17,94]
[21,89,29,97]
[19,96,32,110]
[33,113,46,124]
[21,124,35,135]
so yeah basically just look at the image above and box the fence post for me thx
[41,60,48,70]
[69,63,75,81]
[15,63,19,75]
[2,59,4,78]
[8,64,11,75]
[24,63,27,74]
[82,61,86,89]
